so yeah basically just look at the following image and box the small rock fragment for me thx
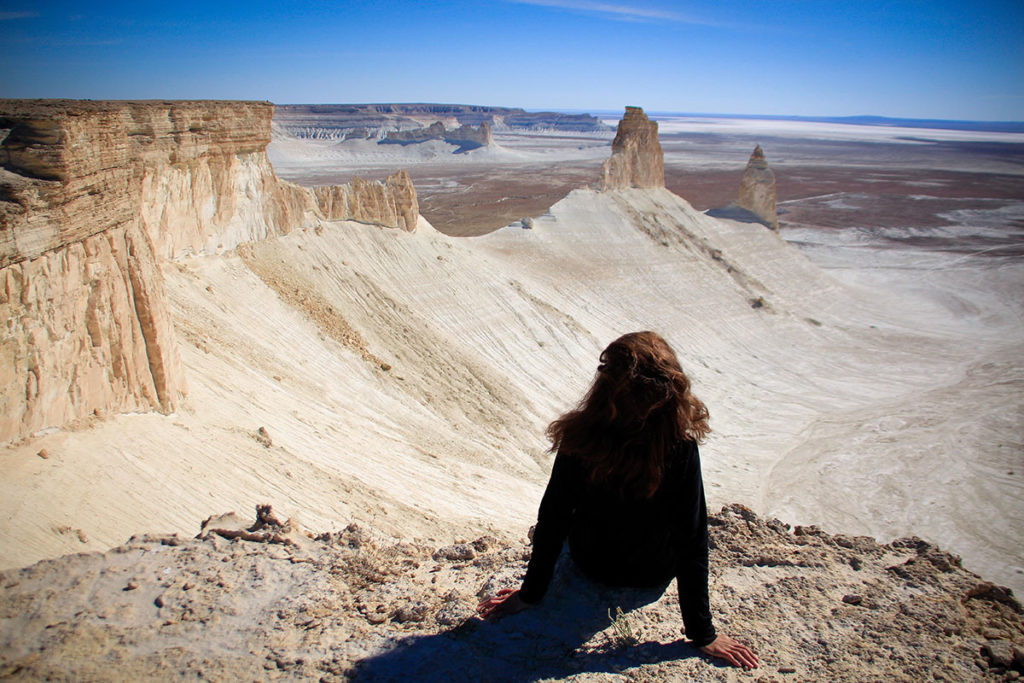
[433,543,476,562]
[393,603,429,623]
[983,640,1015,668]
[842,594,863,606]
[255,427,272,448]
[37,449,49,459]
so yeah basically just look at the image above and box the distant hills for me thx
[602,110,1024,134]
[275,103,610,139]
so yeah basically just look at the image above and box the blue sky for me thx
[1,1,1022,120]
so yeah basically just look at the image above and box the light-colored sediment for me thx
[314,170,418,232]
[3,183,1020,597]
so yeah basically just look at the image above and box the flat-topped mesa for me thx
[448,120,494,149]
[383,120,493,151]
[0,98,420,443]
[600,106,664,190]
[736,145,778,230]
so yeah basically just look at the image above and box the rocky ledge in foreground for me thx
[0,504,1020,682]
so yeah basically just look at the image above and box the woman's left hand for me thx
[476,588,530,621]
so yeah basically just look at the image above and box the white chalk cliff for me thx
[0,100,418,442]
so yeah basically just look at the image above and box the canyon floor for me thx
[2,113,1022,680]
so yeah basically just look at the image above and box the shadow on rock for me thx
[353,556,702,682]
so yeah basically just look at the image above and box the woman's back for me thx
[561,440,704,587]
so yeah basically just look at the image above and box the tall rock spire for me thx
[600,106,664,190]
[736,145,778,230]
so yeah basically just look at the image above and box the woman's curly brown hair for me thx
[546,331,710,497]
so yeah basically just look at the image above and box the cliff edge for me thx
[0,99,419,443]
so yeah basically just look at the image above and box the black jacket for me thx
[519,440,716,646]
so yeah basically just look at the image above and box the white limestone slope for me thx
[2,187,1019,593]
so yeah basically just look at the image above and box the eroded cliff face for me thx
[736,145,778,230]
[0,101,281,267]
[600,106,664,190]
[0,221,181,439]
[314,171,419,232]
[0,99,420,443]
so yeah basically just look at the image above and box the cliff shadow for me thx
[706,204,775,230]
[377,138,485,154]
[353,557,704,682]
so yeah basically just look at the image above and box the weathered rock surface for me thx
[736,145,778,230]
[314,171,419,232]
[0,99,420,442]
[0,221,183,440]
[0,100,275,267]
[0,504,1019,681]
[601,106,664,190]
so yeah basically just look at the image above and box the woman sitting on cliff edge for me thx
[477,331,759,669]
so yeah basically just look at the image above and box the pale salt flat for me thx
[625,116,1024,145]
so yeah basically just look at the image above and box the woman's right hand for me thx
[699,634,759,669]
[476,588,530,621]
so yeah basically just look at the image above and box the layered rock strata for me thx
[0,99,419,442]
[601,106,665,190]
[736,145,779,230]
[313,171,419,232]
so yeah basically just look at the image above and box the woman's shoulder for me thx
[671,438,699,459]
[664,439,701,477]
